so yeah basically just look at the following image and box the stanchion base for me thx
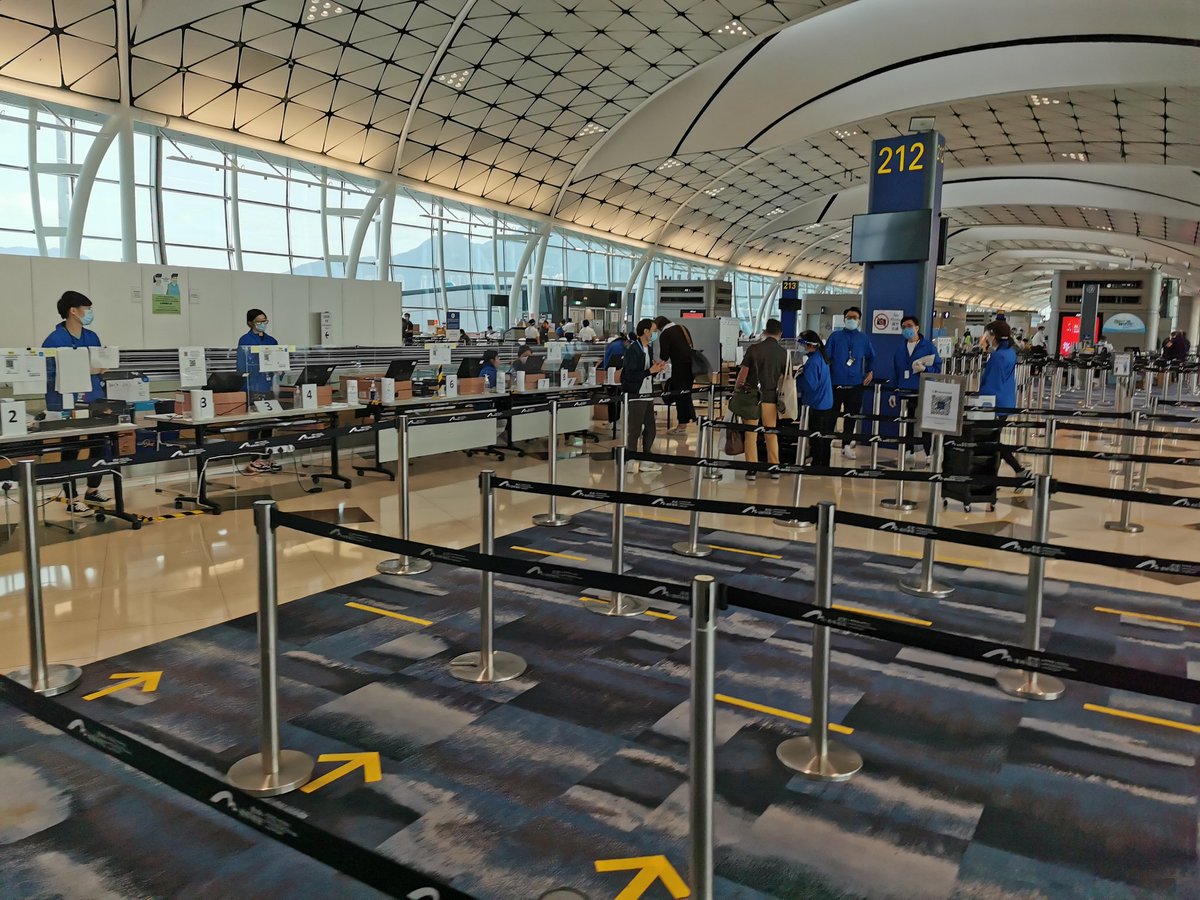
[449,650,527,683]
[702,471,722,481]
[880,499,918,511]
[898,577,955,599]
[994,669,1066,701]
[376,556,433,577]
[6,664,82,698]
[532,513,574,527]
[226,750,315,796]
[584,594,649,617]
[773,517,815,530]
[776,736,862,782]
[1104,521,1144,534]
[671,541,712,558]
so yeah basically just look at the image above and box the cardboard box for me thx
[174,391,248,417]
[457,377,486,395]
[117,430,136,456]
[280,385,335,406]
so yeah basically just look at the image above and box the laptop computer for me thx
[523,354,546,376]
[385,359,417,382]
[457,358,481,379]
[206,371,246,393]
[291,364,336,386]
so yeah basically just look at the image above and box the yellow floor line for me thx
[716,693,854,735]
[708,544,783,560]
[345,601,432,626]
[832,603,932,627]
[511,545,587,562]
[580,596,678,620]
[1083,703,1200,734]
[893,548,988,567]
[1093,607,1200,629]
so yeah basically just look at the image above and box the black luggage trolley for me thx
[941,420,1000,513]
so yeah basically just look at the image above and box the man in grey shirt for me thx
[736,318,789,479]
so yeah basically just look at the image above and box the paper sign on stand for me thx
[1,350,47,383]
[258,346,290,373]
[1,399,27,437]
[381,377,396,403]
[537,377,549,390]
[179,347,207,388]
[587,366,598,386]
[916,374,968,435]
[89,346,120,369]
[546,343,563,366]
[253,399,283,414]
[1112,352,1132,378]
[559,368,569,386]
[444,375,458,397]
[106,378,151,403]
[934,337,953,360]
[190,390,215,422]
[345,379,359,404]
[55,348,93,395]
[300,383,319,409]
[428,343,452,367]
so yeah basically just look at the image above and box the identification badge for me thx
[904,370,911,380]
[639,376,651,396]
[846,357,855,367]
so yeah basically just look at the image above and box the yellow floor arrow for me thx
[82,671,162,702]
[300,752,382,794]
[595,854,690,900]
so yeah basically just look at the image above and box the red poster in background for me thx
[1058,314,1101,356]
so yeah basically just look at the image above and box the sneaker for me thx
[244,459,273,475]
[842,444,857,460]
[640,460,662,472]
[66,500,94,516]
[769,471,781,481]
[84,491,111,504]
[745,470,757,482]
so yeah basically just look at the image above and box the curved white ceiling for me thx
[947,226,1200,268]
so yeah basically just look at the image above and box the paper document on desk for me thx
[55,348,93,394]
[90,346,119,369]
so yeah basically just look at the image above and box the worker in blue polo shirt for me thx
[237,308,280,475]
[824,306,875,459]
[42,290,108,514]
[890,314,942,462]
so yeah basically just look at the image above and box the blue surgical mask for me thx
[81,310,94,327]
[844,318,859,331]
[650,331,660,343]
[254,321,268,334]
[794,346,808,358]
[902,326,917,340]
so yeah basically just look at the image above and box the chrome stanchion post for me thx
[1043,418,1058,479]
[775,407,814,530]
[869,384,882,470]
[377,415,432,577]
[898,433,954,598]
[704,388,720,481]
[689,574,717,897]
[451,471,528,682]
[621,391,630,454]
[588,447,648,617]
[880,418,917,511]
[995,475,1065,700]
[777,502,862,781]
[1105,410,1144,534]
[228,501,314,796]
[6,461,81,696]
[533,399,573,526]
[673,426,713,558]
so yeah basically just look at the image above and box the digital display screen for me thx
[1058,313,1102,356]
[681,309,705,319]
[850,209,934,263]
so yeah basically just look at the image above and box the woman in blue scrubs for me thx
[979,319,1029,477]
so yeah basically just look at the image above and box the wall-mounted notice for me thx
[428,343,451,366]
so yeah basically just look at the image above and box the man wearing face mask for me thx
[824,306,875,459]
[238,308,281,475]
[43,290,108,514]
[890,315,941,462]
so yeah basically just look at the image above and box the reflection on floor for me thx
[3,510,1197,898]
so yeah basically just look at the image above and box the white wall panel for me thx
[372,281,404,345]
[340,280,375,345]
[306,277,343,345]
[230,271,274,349]
[0,256,36,347]
[185,267,235,346]
[30,258,91,343]
[271,274,309,347]
[88,261,145,349]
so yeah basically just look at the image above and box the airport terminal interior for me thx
[0,2,1198,898]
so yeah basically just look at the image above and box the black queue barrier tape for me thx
[1053,479,1200,510]
[1058,421,1200,440]
[1001,443,1200,468]
[720,584,1200,706]
[0,678,469,900]
[273,510,693,605]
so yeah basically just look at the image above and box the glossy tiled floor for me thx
[1,414,1198,673]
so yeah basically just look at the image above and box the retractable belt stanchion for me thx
[704,387,720,481]
[775,407,814,530]
[228,501,315,796]
[588,446,648,617]
[1043,418,1058,478]
[6,461,81,697]
[777,502,862,782]
[673,420,713,558]
[451,470,528,682]
[1105,410,1145,534]
[1137,398,1157,492]
[533,399,573,527]
[869,385,882,470]
[377,415,432,577]
[620,391,630,454]
[995,475,1065,700]
[898,432,954,598]
[689,574,717,898]
[880,419,917,511]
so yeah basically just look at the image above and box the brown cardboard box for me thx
[342,376,414,402]
[523,373,547,390]
[174,391,249,417]
[457,377,486,395]
[279,385,335,406]
[117,430,136,456]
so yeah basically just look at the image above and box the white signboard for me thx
[179,347,207,388]
[1112,352,1132,378]
[381,377,396,404]
[258,346,290,373]
[254,399,283,414]
[190,389,214,422]
[55,348,93,395]
[546,342,564,365]
[89,346,120,369]
[1,350,46,383]
[934,337,953,360]
[300,383,319,409]
[106,378,151,403]
[444,374,458,397]
[428,343,451,366]
[871,309,904,336]
[1,399,27,437]
[916,374,967,436]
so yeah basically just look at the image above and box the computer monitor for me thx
[457,358,481,379]
[523,354,545,375]
[206,371,245,392]
[385,359,416,382]
[561,353,581,373]
[292,364,335,386]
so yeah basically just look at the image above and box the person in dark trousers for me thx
[824,306,875,459]
[42,290,107,514]
[652,314,696,433]
[979,319,1029,478]
[736,318,789,480]
[621,318,666,474]
[796,330,835,467]
[402,312,414,345]
[890,314,942,461]
[237,308,280,475]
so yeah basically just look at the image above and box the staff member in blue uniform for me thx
[480,349,499,389]
[979,319,1029,478]
[824,306,874,459]
[890,315,942,461]
[795,330,835,467]
[43,290,108,514]
[237,308,280,475]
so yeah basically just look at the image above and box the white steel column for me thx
[508,221,550,323]
[64,112,123,260]
[26,106,48,257]
[529,228,551,320]
[377,185,396,281]
[228,151,244,270]
[345,185,386,279]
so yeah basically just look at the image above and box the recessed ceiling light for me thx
[1060,151,1087,161]
[307,1,347,19]
[435,69,471,90]
[704,186,724,197]
[767,207,785,216]
[717,19,751,37]
[1029,94,1061,106]
[658,157,682,170]
[832,128,858,139]
[576,122,606,138]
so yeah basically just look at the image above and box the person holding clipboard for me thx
[889,314,941,462]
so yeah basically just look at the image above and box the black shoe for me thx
[769,472,781,481]
[745,470,757,482]
[84,491,110,504]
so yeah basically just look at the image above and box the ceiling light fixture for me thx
[767,207,785,216]
[435,69,471,90]
[306,1,346,20]
[658,158,682,170]
[832,128,858,139]
[717,19,751,37]
[704,186,724,197]
[1029,94,1061,106]
[1060,151,1087,161]
[576,122,606,138]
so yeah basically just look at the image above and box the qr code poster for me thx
[917,375,966,435]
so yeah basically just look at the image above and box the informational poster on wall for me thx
[871,309,903,335]
[916,374,966,435]
[150,273,184,315]
[446,311,461,344]
[178,347,207,388]
[719,317,740,363]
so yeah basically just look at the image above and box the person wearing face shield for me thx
[890,315,941,462]
[42,290,108,513]
[795,330,835,467]
[824,306,875,459]
[237,308,281,475]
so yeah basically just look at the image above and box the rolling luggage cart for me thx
[942,420,999,513]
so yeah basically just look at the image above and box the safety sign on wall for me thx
[872,309,903,335]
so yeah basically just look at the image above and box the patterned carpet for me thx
[1,509,1198,899]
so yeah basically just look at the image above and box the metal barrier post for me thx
[6,461,81,696]
[451,471,528,682]
[228,501,315,795]
[704,388,721,481]
[880,419,917,511]
[377,415,433,577]
[775,407,814,530]
[869,385,882,470]
[673,426,713,558]
[1082,366,1094,407]
[689,574,717,898]
[777,502,862,781]
[995,475,1065,700]
[1043,418,1058,478]
[1137,399,1156,491]
[533,399,573,526]
[898,433,954,598]
[588,446,648,617]
[1104,410,1144,534]
[621,391,630,452]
